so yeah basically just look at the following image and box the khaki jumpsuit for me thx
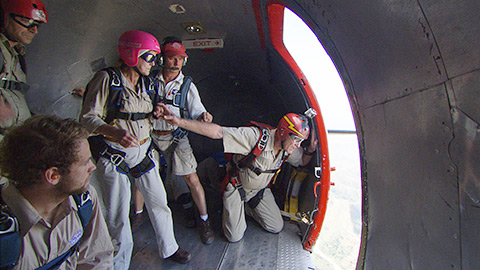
[221,126,302,242]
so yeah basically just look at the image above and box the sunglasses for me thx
[140,53,157,63]
[289,134,304,144]
[12,15,42,29]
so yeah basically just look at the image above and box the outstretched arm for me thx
[154,103,223,139]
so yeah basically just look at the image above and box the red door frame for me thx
[254,0,332,251]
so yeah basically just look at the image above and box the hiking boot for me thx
[198,218,214,245]
[167,248,191,264]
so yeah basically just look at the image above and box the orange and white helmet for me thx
[276,113,310,141]
[1,0,47,27]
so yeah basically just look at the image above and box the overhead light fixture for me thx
[182,22,205,34]
[169,4,186,14]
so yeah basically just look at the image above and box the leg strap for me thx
[246,188,265,209]
[98,140,155,178]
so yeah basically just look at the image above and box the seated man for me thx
[0,115,113,269]
[156,104,317,242]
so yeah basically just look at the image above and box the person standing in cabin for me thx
[149,36,214,244]
[80,30,191,268]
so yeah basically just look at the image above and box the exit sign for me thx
[183,39,224,49]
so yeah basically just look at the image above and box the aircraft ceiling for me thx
[26,0,480,269]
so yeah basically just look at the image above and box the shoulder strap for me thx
[178,76,192,119]
[81,67,123,124]
[72,191,93,230]
[145,76,159,105]
[35,191,93,270]
[238,123,270,169]
[103,67,124,124]
[0,184,21,270]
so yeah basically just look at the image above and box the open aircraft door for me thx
[255,1,332,251]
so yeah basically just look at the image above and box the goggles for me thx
[289,134,304,144]
[140,53,157,64]
[12,15,42,29]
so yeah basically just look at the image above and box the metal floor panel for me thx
[129,203,314,269]
[129,202,227,270]
[277,224,315,270]
[217,217,279,270]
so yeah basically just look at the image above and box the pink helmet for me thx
[1,0,48,26]
[276,113,310,141]
[118,30,160,67]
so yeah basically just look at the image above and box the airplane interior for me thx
[16,0,480,269]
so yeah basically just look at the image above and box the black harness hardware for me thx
[89,135,155,179]
[82,67,159,125]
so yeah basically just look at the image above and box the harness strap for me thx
[0,80,29,92]
[97,139,155,178]
[103,68,123,124]
[178,76,192,119]
[221,174,264,209]
[172,127,188,142]
[246,164,279,176]
[221,123,288,206]
[36,192,92,270]
[159,99,174,105]
[247,188,265,209]
[160,76,192,118]
[113,111,150,121]
[238,125,269,169]
[230,176,246,202]
[129,148,155,179]
[35,242,78,270]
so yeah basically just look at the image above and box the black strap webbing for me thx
[114,111,149,121]
[36,191,93,270]
[91,136,155,178]
[247,188,265,209]
[0,80,29,92]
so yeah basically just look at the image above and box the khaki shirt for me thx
[222,126,301,191]
[80,69,153,141]
[1,183,114,270]
[152,72,206,131]
[0,33,31,138]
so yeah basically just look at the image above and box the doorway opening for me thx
[282,7,361,270]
